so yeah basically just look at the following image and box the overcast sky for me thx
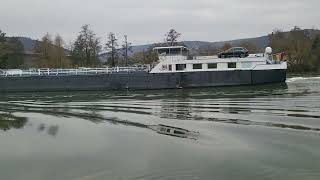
[1,0,319,45]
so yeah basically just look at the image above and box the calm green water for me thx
[1,75,320,180]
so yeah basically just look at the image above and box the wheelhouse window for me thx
[192,64,202,69]
[157,48,181,55]
[228,62,237,68]
[176,64,186,71]
[154,47,189,56]
[208,63,217,69]
[174,130,185,135]
[168,65,172,71]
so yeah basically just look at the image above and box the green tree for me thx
[311,35,320,70]
[0,30,8,67]
[0,30,24,69]
[0,30,5,42]
[4,38,24,68]
[269,26,319,72]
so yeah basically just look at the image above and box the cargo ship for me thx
[0,46,287,92]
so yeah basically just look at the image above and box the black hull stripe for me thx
[0,70,286,92]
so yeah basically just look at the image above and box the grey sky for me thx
[1,0,319,45]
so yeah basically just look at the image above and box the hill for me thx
[16,37,38,53]
[16,29,320,57]
[119,29,320,54]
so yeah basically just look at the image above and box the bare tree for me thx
[53,34,70,67]
[239,41,259,53]
[221,42,232,51]
[33,33,70,68]
[122,35,132,66]
[72,24,101,66]
[165,29,181,46]
[105,32,118,67]
[34,33,53,67]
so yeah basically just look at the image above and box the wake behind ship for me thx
[0,46,287,92]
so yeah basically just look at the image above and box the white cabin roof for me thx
[153,46,189,51]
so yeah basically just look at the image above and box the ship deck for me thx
[0,67,149,78]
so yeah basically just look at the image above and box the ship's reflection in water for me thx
[1,82,320,133]
[1,79,320,180]
[0,103,197,139]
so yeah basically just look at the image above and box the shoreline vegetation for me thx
[0,26,319,73]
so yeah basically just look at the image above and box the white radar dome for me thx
[265,47,272,54]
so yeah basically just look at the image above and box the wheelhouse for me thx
[153,46,189,56]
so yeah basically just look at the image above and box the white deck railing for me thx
[0,66,149,77]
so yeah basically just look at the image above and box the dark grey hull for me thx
[0,69,286,92]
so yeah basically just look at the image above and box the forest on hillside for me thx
[270,27,320,72]
[0,26,319,72]
[0,30,24,69]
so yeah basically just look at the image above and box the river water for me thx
[0,75,320,180]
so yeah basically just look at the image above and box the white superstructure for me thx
[150,46,287,74]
